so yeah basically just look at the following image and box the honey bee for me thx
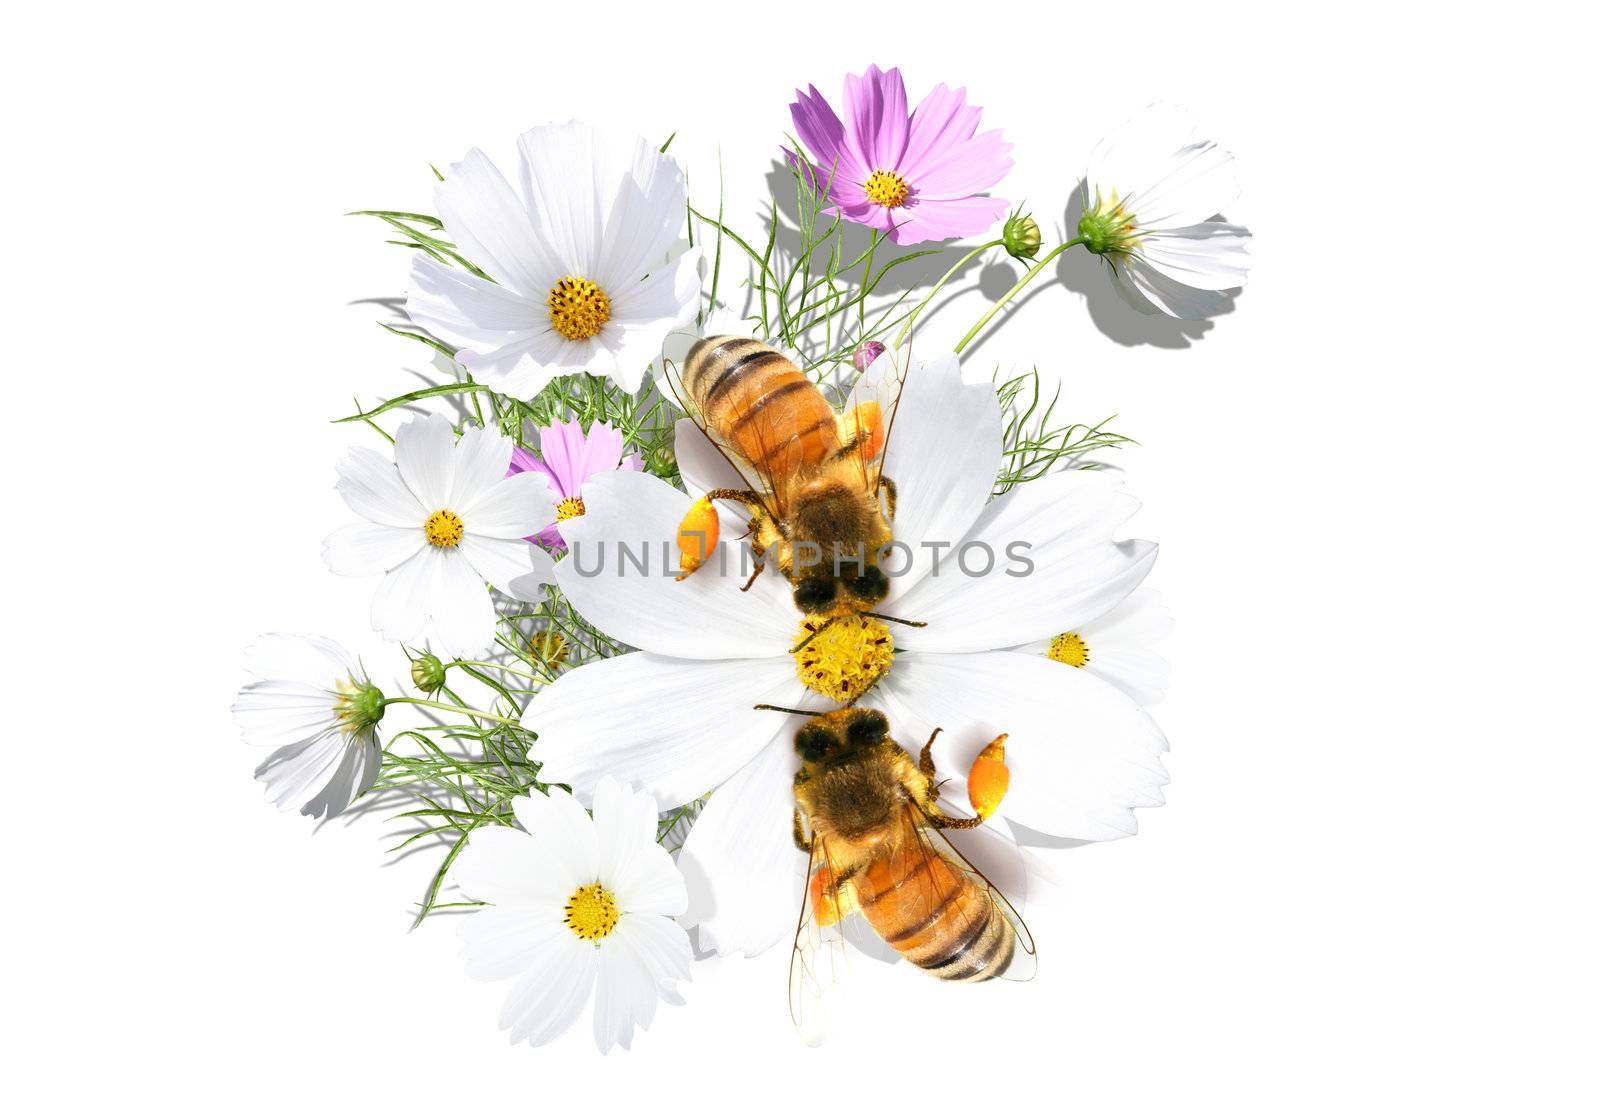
[773,704,1034,1028]
[670,336,906,619]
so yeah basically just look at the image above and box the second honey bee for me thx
[781,705,1033,1024]
[671,336,905,618]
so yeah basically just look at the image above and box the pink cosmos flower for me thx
[509,420,642,550]
[788,64,1013,245]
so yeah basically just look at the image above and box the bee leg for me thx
[793,809,811,852]
[879,476,898,522]
[917,731,1010,827]
[741,517,772,591]
[676,490,766,581]
[918,727,942,781]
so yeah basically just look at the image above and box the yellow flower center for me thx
[555,496,586,522]
[794,614,894,702]
[547,276,611,341]
[864,169,909,208]
[528,630,570,669]
[424,509,464,548]
[564,882,619,942]
[1047,631,1090,667]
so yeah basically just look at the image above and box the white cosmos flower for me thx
[323,414,556,660]
[523,351,1168,956]
[231,633,385,819]
[1018,589,1173,706]
[1080,102,1252,319]
[453,778,691,1053]
[404,121,700,398]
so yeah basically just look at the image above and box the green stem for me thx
[858,230,881,330]
[446,659,542,681]
[953,238,1084,355]
[895,238,1004,347]
[382,697,524,729]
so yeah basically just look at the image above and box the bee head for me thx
[792,573,837,614]
[793,708,889,765]
[841,564,889,605]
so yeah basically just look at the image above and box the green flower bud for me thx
[1003,211,1042,261]
[410,652,447,694]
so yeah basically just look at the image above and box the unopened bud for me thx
[852,341,887,373]
[410,653,446,694]
[1003,211,1042,261]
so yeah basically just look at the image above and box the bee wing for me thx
[661,346,784,518]
[909,807,1039,983]
[840,343,910,497]
[788,834,852,1044]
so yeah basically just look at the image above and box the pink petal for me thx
[843,64,909,172]
[885,194,1009,245]
[900,83,984,173]
[908,127,1014,199]
[789,86,865,184]
[535,419,591,499]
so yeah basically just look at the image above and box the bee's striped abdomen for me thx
[683,336,839,474]
[856,849,1015,983]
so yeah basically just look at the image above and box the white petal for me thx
[593,778,687,916]
[894,469,1156,653]
[427,549,497,660]
[523,652,796,809]
[299,735,379,818]
[517,121,615,280]
[434,146,561,295]
[404,253,539,346]
[875,351,1003,596]
[870,651,1167,841]
[553,469,798,659]
[605,249,699,329]
[594,136,689,288]
[458,534,542,595]
[501,940,597,1047]
[322,521,424,577]
[455,330,567,402]
[1076,589,1173,705]
[393,413,457,511]
[458,909,567,981]
[675,416,744,500]
[611,912,692,994]
[1082,644,1171,707]
[1139,222,1252,291]
[240,633,354,686]
[510,786,601,890]
[677,736,804,956]
[335,446,426,528]
[460,471,554,539]
[1087,102,1241,229]
[369,549,437,645]
[253,735,347,815]
[232,681,340,747]
[453,824,568,909]
[507,543,556,602]
[593,938,656,1052]
[447,423,515,514]
[1111,254,1235,320]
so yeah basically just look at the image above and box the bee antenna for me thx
[862,611,927,628]
[789,616,839,654]
[753,704,823,716]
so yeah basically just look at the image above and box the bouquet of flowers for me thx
[232,64,1251,1051]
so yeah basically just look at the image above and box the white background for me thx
[6,1,1596,1103]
